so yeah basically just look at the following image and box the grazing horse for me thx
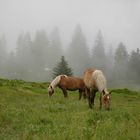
[83,68,111,110]
[48,75,86,100]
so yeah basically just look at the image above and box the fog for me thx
[1,0,140,51]
[0,0,140,88]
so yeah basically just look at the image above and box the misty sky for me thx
[0,0,140,52]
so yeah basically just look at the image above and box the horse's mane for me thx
[50,75,67,89]
[92,70,107,93]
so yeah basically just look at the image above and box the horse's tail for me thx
[92,70,107,93]
[50,75,62,89]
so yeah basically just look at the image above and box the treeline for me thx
[0,25,140,87]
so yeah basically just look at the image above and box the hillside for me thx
[0,79,140,140]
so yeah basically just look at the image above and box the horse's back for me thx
[84,69,107,93]
[84,68,96,88]
[59,76,84,90]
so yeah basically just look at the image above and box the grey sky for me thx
[0,0,140,52]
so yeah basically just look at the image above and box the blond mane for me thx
[50,75,67,89]
[92,70,108,93]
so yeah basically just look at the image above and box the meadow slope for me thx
[0,79,140,140]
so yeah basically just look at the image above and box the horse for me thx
[48,75,86,100]
[83,68,111,110]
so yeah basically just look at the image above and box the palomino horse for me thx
[48,75,86,100]
[83,68,111,110]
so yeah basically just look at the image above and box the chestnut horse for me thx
[48,75,86,100]
[83,69,111,110]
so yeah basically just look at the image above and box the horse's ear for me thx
[102,90,105,95]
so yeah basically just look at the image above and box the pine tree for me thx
[30,30,50,81]
[67,24,90,76]
[91,30,106,71]
[16,32,32,80]
[0,35,7,77]
[0,35,7,61]
[6,51,17,79]
[106,45,114,79]
[113,42,129,81]
[52,56,73,78]
[49,27,63,68]
[128,48,140,83]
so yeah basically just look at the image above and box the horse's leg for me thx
[99,93,103,109]
[61,88,68,98]
[79,90,82,100]
[81,88,87,99]
[90,89,96,107]
[79,89,86,100]
[82,90,87,99]
[86,88,93,109]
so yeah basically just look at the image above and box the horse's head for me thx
[48,85,54,97]
[102,90,111,110]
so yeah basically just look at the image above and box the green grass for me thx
[0,79,140,140]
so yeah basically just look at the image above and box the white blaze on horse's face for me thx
[102,90,111,110]
[107,95,110,100]
[105,93,110,100]
[48,85,54,97]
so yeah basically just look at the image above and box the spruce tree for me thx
[52,56,73,78]
[91,30,106,71]
[0,35,7,77]
[49,27,63,68]
[113,42,129,81]
[16,32,32,80]
[31,30,49,81]
[67,24,90,76]
[128,48,140,83]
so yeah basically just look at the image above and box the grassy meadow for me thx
[0,79,140,140]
